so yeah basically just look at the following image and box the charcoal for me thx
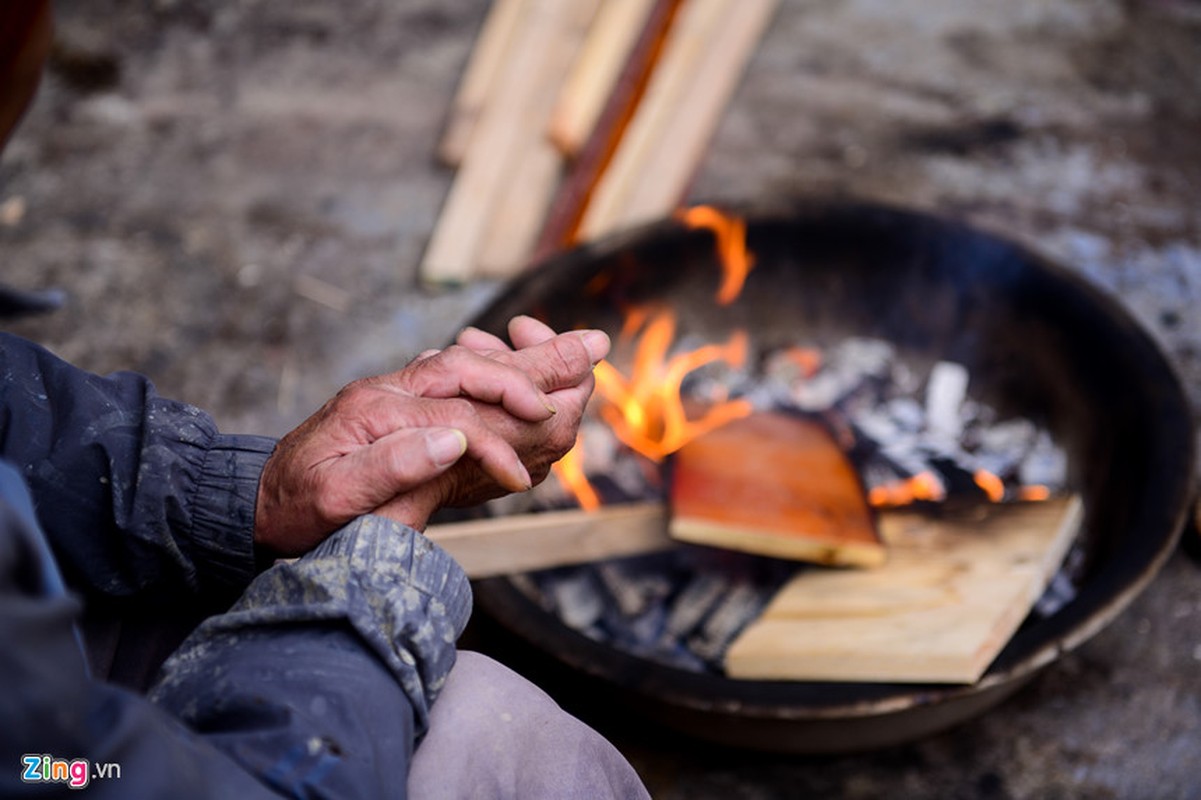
[546,569,606,630]
[687,581,770,663]
[525,333,1075,676]
[970,418,1039,477]
[885,396,926,432]
[790,338,896,411]
[836,338,896,377]
[661,572,728,643]
[925,361,970,440]
[854,407,907,445]
[596,559,674,617]
[1033,570,1078,618]
[1020,430,1069,488]
[879,441,943,483]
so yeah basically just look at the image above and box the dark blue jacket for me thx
[0,332,471,797]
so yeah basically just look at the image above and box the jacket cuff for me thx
[179,515,472,733]
[188,434,277,594]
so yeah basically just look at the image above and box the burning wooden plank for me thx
[723,495,1083,684]
[668,411,887,568]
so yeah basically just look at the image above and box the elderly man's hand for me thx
[372,316,602,525]
[254,318,609,557]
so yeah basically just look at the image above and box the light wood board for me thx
[425,502,670,578]
[723,496,1083,684]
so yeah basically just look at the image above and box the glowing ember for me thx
[973,469,1006,503]
[868,470,947,508]
[677,205,755,305]
[783,346,823,379]
[1018,485,1052,502]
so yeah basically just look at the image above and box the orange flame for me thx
[553,206,759,509]
[552,440,600,511]
[677,205,755,305]
[594,309,754,462]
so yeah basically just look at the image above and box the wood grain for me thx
[669,412,885,567]
[723,496,1083,684]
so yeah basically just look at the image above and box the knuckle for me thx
[312,484,352,523]
[548,336,586,377]
[442,396,479,420]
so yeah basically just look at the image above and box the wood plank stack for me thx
[421,0,780,285]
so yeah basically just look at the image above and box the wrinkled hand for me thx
[374,317,603,524]
[254,317,609,556]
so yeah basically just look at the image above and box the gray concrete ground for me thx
[2,1,1199,797]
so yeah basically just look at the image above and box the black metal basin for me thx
[464,199,1196,753]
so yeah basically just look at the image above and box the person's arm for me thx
[0,332,274,601]
[150,514,471,797]
[0,323,607,602]
[0,460,467,798]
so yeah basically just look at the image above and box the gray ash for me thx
[494,336,1075,674]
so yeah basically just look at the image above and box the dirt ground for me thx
[3,0,1200,797]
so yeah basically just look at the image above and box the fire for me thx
[677,205,755,305]
[554,206,760,508]
[783,346,823,378]
[551,203,1055,513]
[594,308,753,462]
[552,441,600,511]
[554,308,752,507]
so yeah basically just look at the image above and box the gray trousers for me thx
[86,607,650,798]
[408,651,651,799]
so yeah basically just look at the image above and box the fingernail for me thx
[542,393,557,415]
[515,462,533,491]
[580,330,610,365]
[427,428,467,467]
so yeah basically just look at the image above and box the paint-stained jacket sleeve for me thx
[0,331,274,600]
[2,455,472,797]
[149,514,473,796]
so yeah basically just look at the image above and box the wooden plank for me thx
[547,0,658,159]
[620,0,778,229]
[534,0,682,259]
[669,412,885,567]
[578,0,778,240]
[475,0,600,278]
[425,502,671,578]
[420,0,578,285]
[577,0,729,241]
[723,496,1084,684]
[436,0,528,167]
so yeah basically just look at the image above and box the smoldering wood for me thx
[460,334,1075,676]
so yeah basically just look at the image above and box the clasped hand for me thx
[254,316,610,557]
